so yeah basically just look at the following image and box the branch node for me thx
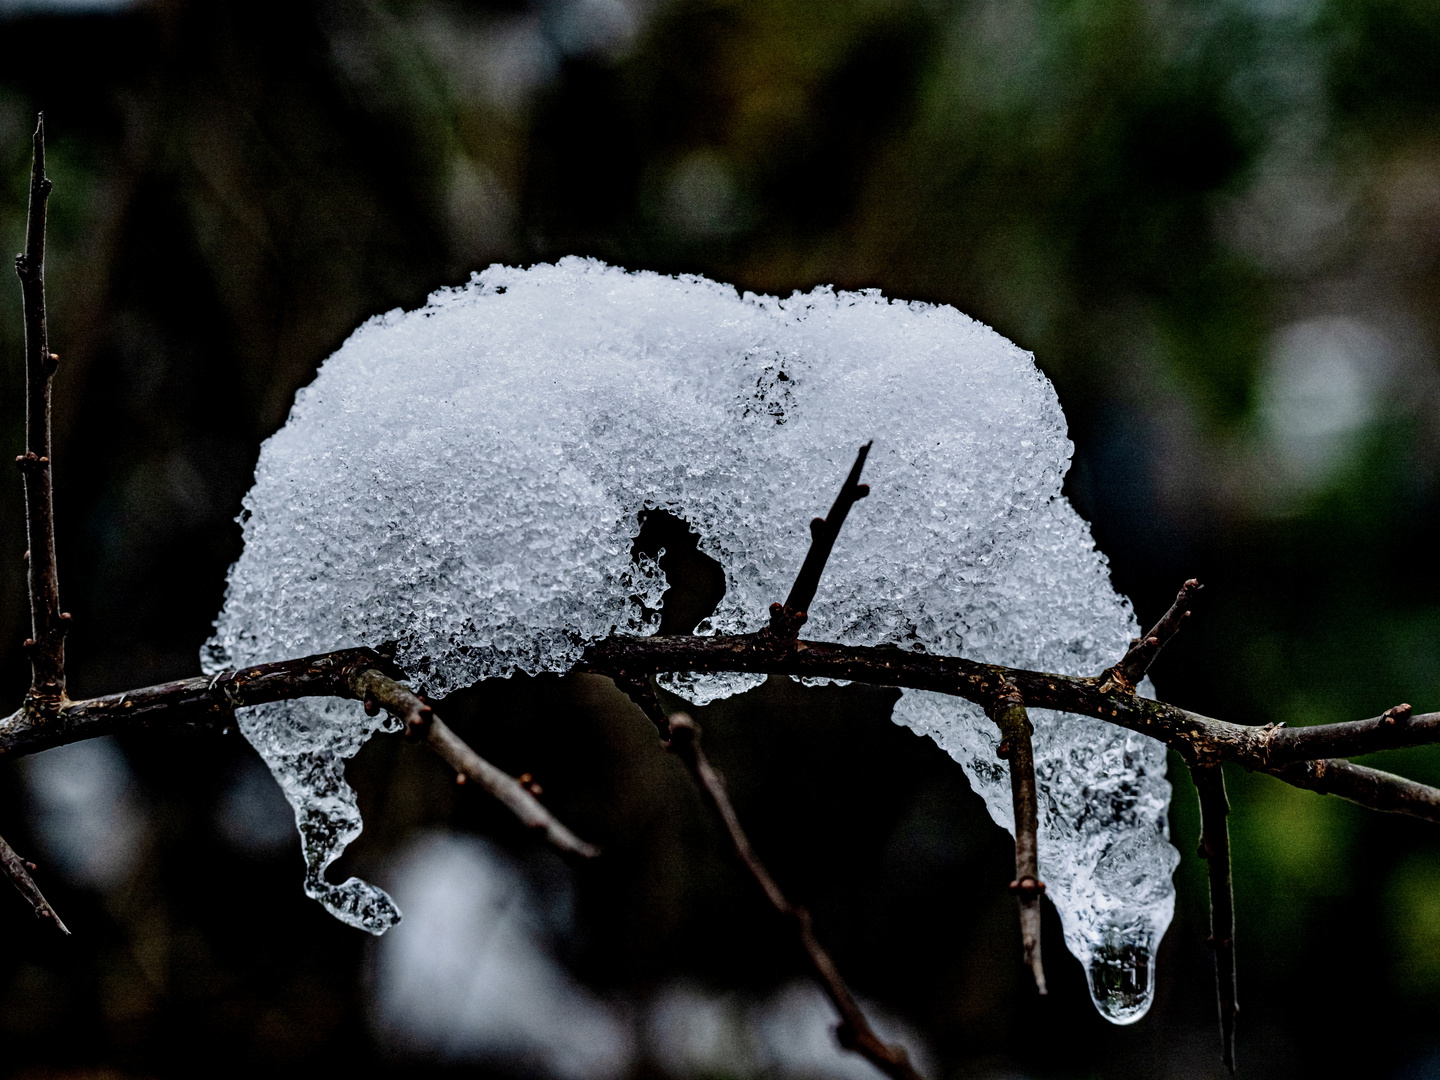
[1381,703,1412,727]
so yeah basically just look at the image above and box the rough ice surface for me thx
[205,257,1178,1020]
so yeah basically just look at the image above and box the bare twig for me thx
[764,442,871,642]
[14,114,68,702]
[348,668,600,859]
[1099,579,1202,694]
[8,637,1440,823]
[665,712,924,1080]
[1193,763,1237,1074]
[1268,757,1440,823]
[1264,703,1440,763]
[0,831,67,935]
[988,678,1046,994]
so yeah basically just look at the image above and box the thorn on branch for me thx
[1100,578,1203,694]
[1193,763,1238,1075]
[986,677,1047,995]
[0,830,68,935]
[664,711,925,1080]
[763,442,872,646]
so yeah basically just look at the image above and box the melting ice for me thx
[205,258,1179,1022]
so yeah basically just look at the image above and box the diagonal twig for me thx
[348,668,599,859]
[0,830,67,935]
[14,113,69,702]
[764,442,872,642]
[1268,757,1440,823]
[1099,579,1202,694]
[664,711,925,1080]
[987,677,1046,993]
[1192,763,1237,1074]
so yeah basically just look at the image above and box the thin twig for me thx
[1268,757,1440,823]
[0,831,67,935]
[1264,703,1440,763]
[1099,579,1202,694]
[764,442,871,642]
[14,114,68,701]
[664,712,924,1080]
[1193,763,1237,1074]
[348,669,600,859]
[988,678,1046,994]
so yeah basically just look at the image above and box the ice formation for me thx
[205,258,1179,1023]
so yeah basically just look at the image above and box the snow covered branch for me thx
[10,117,1440,1078]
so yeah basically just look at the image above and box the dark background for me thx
[1,0,1438,1076]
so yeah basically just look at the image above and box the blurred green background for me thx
[0,0,1438,1076]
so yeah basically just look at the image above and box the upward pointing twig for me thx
[988,677,1047,994]
[765,442,872,642]
[1193,762,1237,1074]
[1100,578,1202,694]
[14,114,68,702]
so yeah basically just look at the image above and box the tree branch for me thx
[1099,579,1201,695]
[665,712,924,1080]
[7,636,1440,824]
[0,830,67,935]
[763,442,871,642]
[1263,703,1440,763]
[1193,763,1236,1074]
[348,668,601,859]
[1268,758,1440,823]
[14,114,67,702]
[988,678,1046,994]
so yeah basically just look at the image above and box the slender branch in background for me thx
[665,712,925,1080]
[348,668,600,859]
[988,678,1046,994]
[1193,763,1237,1074]
[0,831,67,935]
[14,114,68,702]
[764,442,871,642]
[1099,578,1202,695]
[5,114,70,936]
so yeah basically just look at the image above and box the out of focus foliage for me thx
[0,0,1438,1077]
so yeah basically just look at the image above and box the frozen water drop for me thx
[1084,926,1158,1025]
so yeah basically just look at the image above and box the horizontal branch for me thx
[4,634,1440,825]
[1265,704,1440,764]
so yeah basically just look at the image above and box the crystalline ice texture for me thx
[205,258,1178,1021]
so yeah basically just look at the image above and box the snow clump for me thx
[205,258,1179,1023]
